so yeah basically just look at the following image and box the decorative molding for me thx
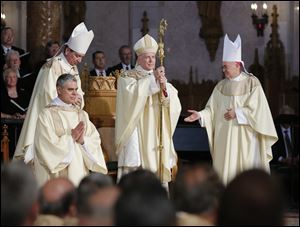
[141,11,149,37]
[81,64,117,128]
[197,1,223,62]
[249,48,265,90]
[264,5,286,117]
[27,1,61,68]
[63,1,86,42]
[1,124,9,162]
[170,65,218,114]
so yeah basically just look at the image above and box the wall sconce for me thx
[251,2,268,37]
[1,1,6,29]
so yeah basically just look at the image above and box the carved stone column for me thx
[249,48,265,90]
[27,1,62,69]
[62,1,86,42]
[197,1,223,62]
[141,11,149,37]
[264,5,285,117]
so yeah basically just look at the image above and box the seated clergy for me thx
[33,73,107,186]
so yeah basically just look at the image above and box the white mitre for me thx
[134,34,158,56]
[223,34,249,73]
[66,22,94,55]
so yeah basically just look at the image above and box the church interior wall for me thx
[2,1,298,81]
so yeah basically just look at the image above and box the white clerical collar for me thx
[52,97,73,107]
[135,65,153,74]
[58,53,74,72]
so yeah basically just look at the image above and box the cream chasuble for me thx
[34,98,107,186]
[14,53,84,162]
[199,72,278,185]
[115,66,182,183]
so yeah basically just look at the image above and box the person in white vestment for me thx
[115,34,182,183]
[184,34,278,185]
[13,22,94,163]
[33,74,107,186]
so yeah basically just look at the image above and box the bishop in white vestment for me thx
[115,34,182,183]
[34,74,107,186]
[185,34,278,185]
[14,22,94,162]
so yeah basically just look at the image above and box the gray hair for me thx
[5,50,20,64]
[56,73,77,87]
[3,68,18,81]
[1,161,39,225]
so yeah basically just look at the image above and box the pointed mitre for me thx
[222,34,242,62]
[134,34,158,56]
[66,22,94,55]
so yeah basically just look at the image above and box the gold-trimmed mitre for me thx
[133,34,158,56]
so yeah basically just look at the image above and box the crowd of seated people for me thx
[2,161,289,226]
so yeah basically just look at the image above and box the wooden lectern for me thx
[81,64,120,163]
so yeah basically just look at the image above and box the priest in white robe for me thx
[34,74,107,186]
[184,34,278,185]
[13,22,94,163]
[115,34,182,183]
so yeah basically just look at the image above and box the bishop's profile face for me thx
[65,47,85,66]
[137,52,156,71]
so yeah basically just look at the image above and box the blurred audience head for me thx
[38,177,75,217]
[118,45,132,66]
[217,168,284,226]
[276,105,297,128]
[3,68,18,88]
[171,163,225,225]
[5,50,21,71]
[118,168,167,196]
[1,161,39,226]
[92,51,106,70]
[115,169,176,226]
[45,40,60,58]
[76,173,117,226]
[1,27,14,47]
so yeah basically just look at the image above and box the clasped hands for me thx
[71,121,85,145]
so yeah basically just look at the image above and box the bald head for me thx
[42,178,74,203]
[39,177,75,216]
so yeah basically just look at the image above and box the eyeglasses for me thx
[221,64,236,71]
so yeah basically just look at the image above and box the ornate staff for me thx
[158,19,167,182]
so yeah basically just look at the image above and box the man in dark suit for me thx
[107,45,134,76]
[90,51,109,76]
[272,106,299,165]
[1,27,29,72]
[271,105,299,207]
